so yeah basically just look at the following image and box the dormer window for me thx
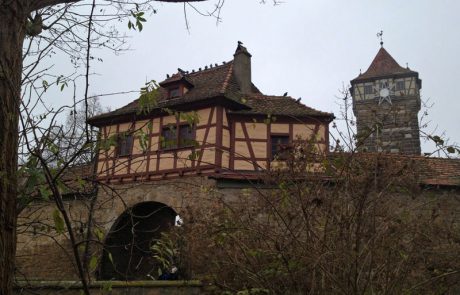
[169,87,181,99]
[160,71,193,99]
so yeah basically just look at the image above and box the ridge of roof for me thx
[220,62,234,94]
[164,60,233,81]
[352,47,417,82]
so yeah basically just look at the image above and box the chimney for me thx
[233,42,252,94]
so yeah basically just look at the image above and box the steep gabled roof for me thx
[88,62,251,125]
[88,48,333,126]
[352,47,418,83]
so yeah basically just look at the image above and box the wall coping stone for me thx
[14,280,203,289]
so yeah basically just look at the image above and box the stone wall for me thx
[16,176,218,281]
[354,95,421,155]
[14,280,203,295]
[15,174,460,284]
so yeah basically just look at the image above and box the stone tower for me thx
[350,46,422,155]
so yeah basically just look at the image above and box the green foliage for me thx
[428,134,460,156]
[52,209,65,234]
[179,111,201,126]
[89,255,98,271]
[138,80,159,114]
[151,232,178,277]
[235,289,270,295]
[93,227,105,241]
[42,80,49,91]
[38,185,51,200]
[136,129,149,152]
[98,134,118,152]
[127,8,147,32]
[101,281,112,294]
[187,150,201,161]
[263,114,276,125]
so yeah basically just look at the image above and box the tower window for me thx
[396,81,405,91]
[364,85,373,95]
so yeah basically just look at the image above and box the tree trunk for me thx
[0,1,26,295]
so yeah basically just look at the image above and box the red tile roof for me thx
[88,57,333,126]
[230,93,333,119]
[352,47,417,82]
[328,153,460,187]
[421,157,460,186]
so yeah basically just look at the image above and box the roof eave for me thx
[87,94,250,127]
[351,71,419,85]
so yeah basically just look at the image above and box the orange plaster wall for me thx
[130,156,148,174]
[292,124,315,140]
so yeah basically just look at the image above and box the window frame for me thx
[160,123,196,151]
[364,85,373,95]
[168,87,181,99]
[395,80,405,91]
[116,133,134,157]
[270,134,291,160]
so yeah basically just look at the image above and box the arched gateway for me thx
[98,201,176,280]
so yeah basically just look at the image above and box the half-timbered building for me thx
[88,43,334,182]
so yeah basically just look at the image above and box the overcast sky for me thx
[80,0,460,154]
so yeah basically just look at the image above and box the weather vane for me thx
[377,30,384,47]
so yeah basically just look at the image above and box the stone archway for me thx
[98,201,176,280]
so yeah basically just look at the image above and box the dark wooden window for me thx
[161,124,195,150]
[117,134,133,157]
[270,135,290,160]
[178,125,195,147]
[364,85,373,95]
[396,80,405,91]
[169,87,181,98]
[161,126,177,149]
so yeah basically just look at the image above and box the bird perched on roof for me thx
[238,41,243,45]
[283,92,288,97]
[177,68,185,75]
[296,97,301,103]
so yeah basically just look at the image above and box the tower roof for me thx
[352,47,417,83]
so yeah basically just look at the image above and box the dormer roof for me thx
[159,70,194,88]
[351,47,418,83]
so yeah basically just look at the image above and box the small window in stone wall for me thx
[396,80,405,91]
[364,85,373,95]
[117,134,133,157]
